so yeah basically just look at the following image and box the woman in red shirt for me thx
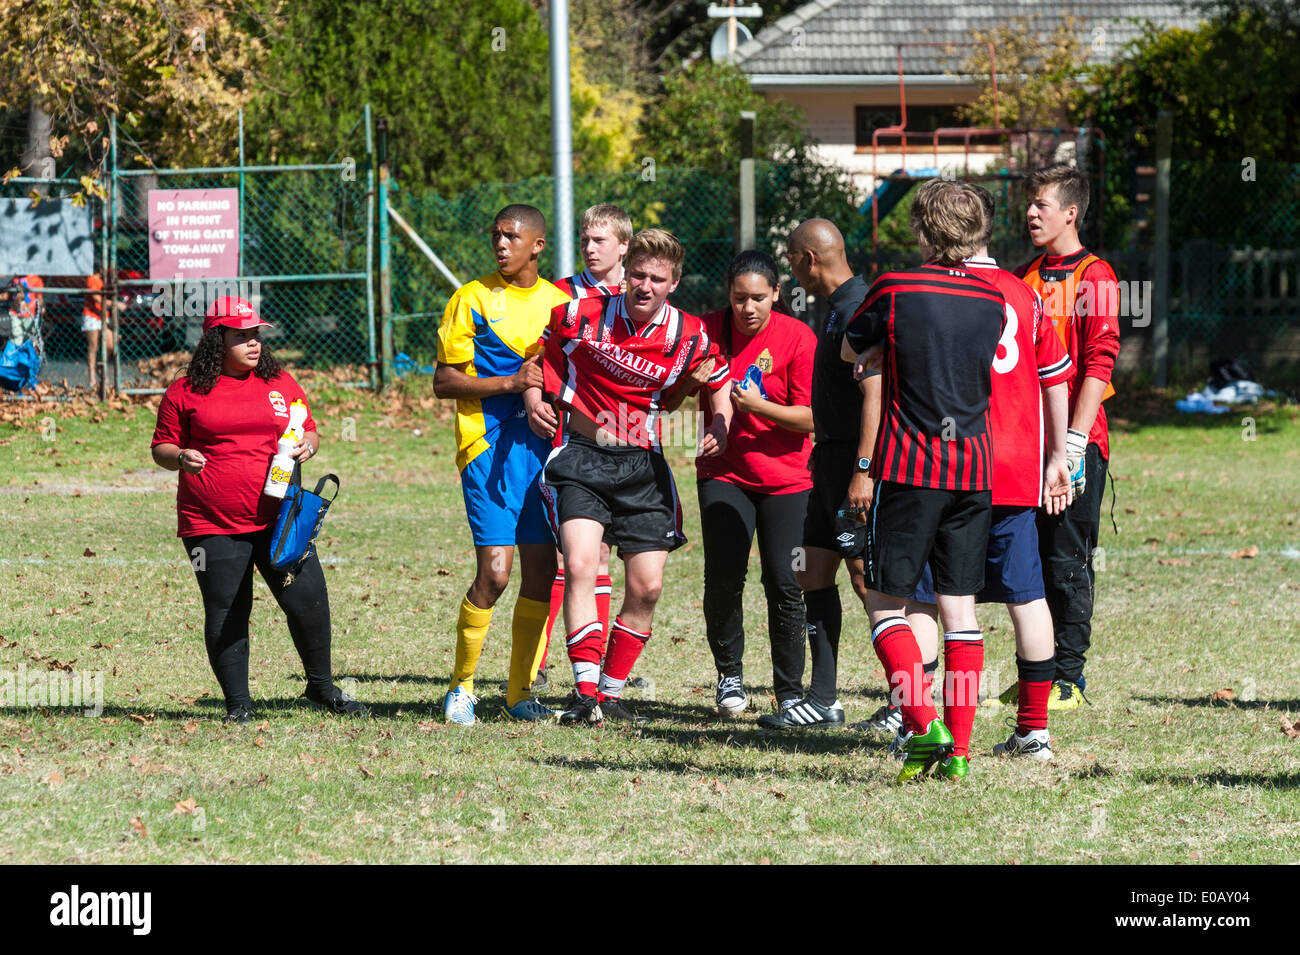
[696,251,816,718]
[151,296,366,724]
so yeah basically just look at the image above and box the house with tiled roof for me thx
[731,0,1203,189]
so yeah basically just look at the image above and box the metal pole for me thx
[376,117,394,387]
[364,104,378,390]
[109,116,120,396]
[739,111,756,251]
[238,108,245,278]
[1153,110,1172,389]
[98,148,109,397]
[550,0,574,279]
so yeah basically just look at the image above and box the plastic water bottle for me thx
[738,364,768,399]
[263,399,309,498]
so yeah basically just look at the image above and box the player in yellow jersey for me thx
[433,204,572,724]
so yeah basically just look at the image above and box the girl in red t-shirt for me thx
[151,296,366,724]
[694,251,816,718]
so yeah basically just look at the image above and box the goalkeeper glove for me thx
[1066,428,1088,498]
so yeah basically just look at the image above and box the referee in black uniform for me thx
[758,219,877,729]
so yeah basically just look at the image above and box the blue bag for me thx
[270,466,339,578]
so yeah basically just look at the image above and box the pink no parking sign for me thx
[147,189,240,279]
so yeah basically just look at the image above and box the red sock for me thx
[566,621,604,698]
[942,631,984,758]
[872,618,937,733]
[595,574,613,636]
[1016,655,1055,734]
[540,569,566,674]
[598,616,648,701]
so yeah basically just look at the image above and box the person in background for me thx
[83,272,113,393]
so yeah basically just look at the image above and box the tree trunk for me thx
[21,98,54,194]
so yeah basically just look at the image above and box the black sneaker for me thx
[302,684,371,718]
[599,696,648,724]
[757,696,845,729]
[854,702,903,735]
[558,693,603,725]
[223,704,254,725]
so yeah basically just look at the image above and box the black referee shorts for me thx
[539,435,686,557]
[865,480,992,598]
[802,441,855,552]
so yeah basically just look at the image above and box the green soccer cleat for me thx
[936,755,968,780]
[896,719,955,783]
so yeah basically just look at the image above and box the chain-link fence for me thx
[2,113,375,393]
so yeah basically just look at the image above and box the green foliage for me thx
[639,62,805,171]
[245,0,558,193]
[1077,4,1300,163]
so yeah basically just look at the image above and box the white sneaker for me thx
[715,675,748,717]
[443,686,478,725]
[993,728,1053,760]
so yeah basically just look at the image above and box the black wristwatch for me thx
[855,456,871,473]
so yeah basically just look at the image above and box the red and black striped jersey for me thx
[553,269,622,300]
[845,263,1005,491]
[540,293,729,451]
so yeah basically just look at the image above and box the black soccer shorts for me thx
[539,435,686,556]
[865,480,992,598]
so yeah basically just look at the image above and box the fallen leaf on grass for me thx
[1230,545,1260,559]
[128,713,154,725]
[129,816,147,838]
[44,771,64,787]
[182,720,198,734]
[256,720,269,731]
[1281,716,1300,740]
[1212,688,1236,702]
[769,788,787,800]
[82,548,95,557]
[253,736,265,748]
[299,752,326,766]
[1157,558,1191,567]
[171,798,199,815]
[358,764,375,779]
[90,641,116,650]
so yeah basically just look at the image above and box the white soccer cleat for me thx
[993,728,1053,760]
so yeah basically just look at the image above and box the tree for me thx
[0,0,270,183]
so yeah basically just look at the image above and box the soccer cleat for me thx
[983,682,1019,708]
[887,729,913,760]
[223,704,254,725]
[936,755,969,780]
[503,698,558,722]
[1046,680,1086,711]
[599,697,648,724]
[858,702,904,735]
[303,684,370,718]
[715,675,748,717]
[558,693,603,726]
[442,686,478,726]
[756,696,845,729]
[993,728,1054,760]
[896,719,955,783]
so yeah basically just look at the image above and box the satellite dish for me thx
[710,21,754,62]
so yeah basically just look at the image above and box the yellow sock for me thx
[507,596,550,708]
[451,596,493,695]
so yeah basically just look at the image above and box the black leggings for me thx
[698,479,809,702]
[183,529,334,709]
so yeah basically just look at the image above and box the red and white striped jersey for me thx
[540,294,729,451]
[553,270,622,300]
[964,256,1072,506]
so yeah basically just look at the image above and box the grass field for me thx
[1,381,1298,864]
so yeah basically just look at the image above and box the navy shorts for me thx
[912,505,1045,604]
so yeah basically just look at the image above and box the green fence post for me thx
[365,104,378,390]
[109,116,120,396]
[376,117,393,387]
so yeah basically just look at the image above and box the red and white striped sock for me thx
[942,630,984,758]
[872,617,937,733]
[539,569,566,674]
[595,574,613,636]
[566,620,605,698]
[598,616,649,702]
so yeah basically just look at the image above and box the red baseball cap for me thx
[203,296,273,333]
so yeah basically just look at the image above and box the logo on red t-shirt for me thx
[268,391,288,416]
